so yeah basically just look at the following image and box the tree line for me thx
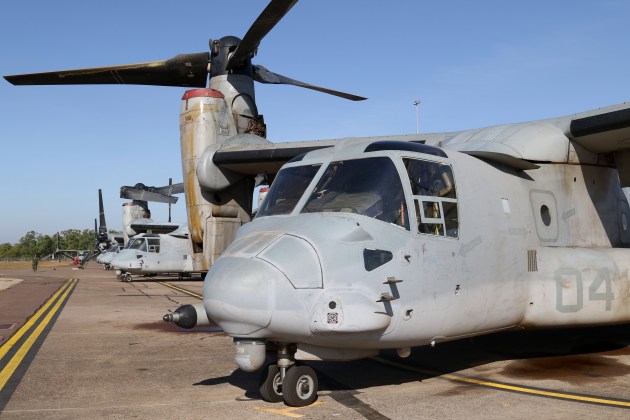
[0,229,111,260]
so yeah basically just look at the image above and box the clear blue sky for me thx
[1,0,629,243]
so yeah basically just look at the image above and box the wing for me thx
[129,219,182,235]
[210,134,445,176]
[207,102,630,189]
[213,139,335,175]
[426,102,630,178]
[560,103,630,153]
[561,103,630,186]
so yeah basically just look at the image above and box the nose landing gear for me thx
[117,272,132,282]
[282,365,318,406]
[259,364,283,403]
[258,344,319,407]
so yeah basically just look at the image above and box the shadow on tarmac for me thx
[192,323,630,399]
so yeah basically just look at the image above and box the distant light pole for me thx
[413,100,421,134]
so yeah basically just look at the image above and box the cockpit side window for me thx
[301,157,409,230]
[147,238,160,253]
[257,164,322,217]
[404,158,458,238]
[128,238,148,252]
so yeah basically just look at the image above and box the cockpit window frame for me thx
[256,161,324,218]
[300,156,410,230]
[147,238,160,253]
[254,147,460,239]
[402,157,459,239]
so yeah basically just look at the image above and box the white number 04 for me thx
[555,267,614,313]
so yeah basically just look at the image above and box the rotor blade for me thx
[94,219,99,247]
[226,0,299,70]
[4,53,209,87]
[153,182,185,195]
[252,65,366,101]
[120,186,179,204]
[98,189,106,229]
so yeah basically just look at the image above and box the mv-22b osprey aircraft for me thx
[5,0,630,408]
[97,181,197,281]
[112,181,201,281]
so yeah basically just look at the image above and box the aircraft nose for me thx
[111,254,141,270]
[203,254,313,339]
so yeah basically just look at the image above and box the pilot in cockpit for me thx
[429,163,454,198]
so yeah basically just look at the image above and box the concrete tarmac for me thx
[1,264,630,419]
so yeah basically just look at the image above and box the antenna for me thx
[413,99,421,134]
[168,178,173,223]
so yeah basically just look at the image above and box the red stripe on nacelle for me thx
[182,88,224,100]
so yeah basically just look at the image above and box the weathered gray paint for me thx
[203,127,630,360]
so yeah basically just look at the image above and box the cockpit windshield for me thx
[257,164,322,217]
[128,238,147,252]
[302,157,409,229]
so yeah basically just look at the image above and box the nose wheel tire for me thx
[282,365,318,407]
[259,364,284,403]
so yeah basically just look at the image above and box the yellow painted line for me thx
[372,357,630,409]
[256,400,324,418]
[158,282,202,299]
[440,372,630,407]
[0,278,74,362]
[0,278,77,390]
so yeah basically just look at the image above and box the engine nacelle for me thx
[197,133,271,192]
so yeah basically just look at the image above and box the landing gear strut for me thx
[258,344,318,407]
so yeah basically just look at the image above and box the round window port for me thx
[540,205,551,226]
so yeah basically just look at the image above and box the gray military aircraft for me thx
[95,242,124,270]
[113,180,201,280]
[120,181,184,243]
[52,189,118,267]
[47,231,91,264]
[5,0,630,408]
[111,226,197,282]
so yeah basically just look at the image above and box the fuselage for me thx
[111,233,194,274]
[203,139,630,358]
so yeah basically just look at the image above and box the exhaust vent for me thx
[528,250,538,272]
